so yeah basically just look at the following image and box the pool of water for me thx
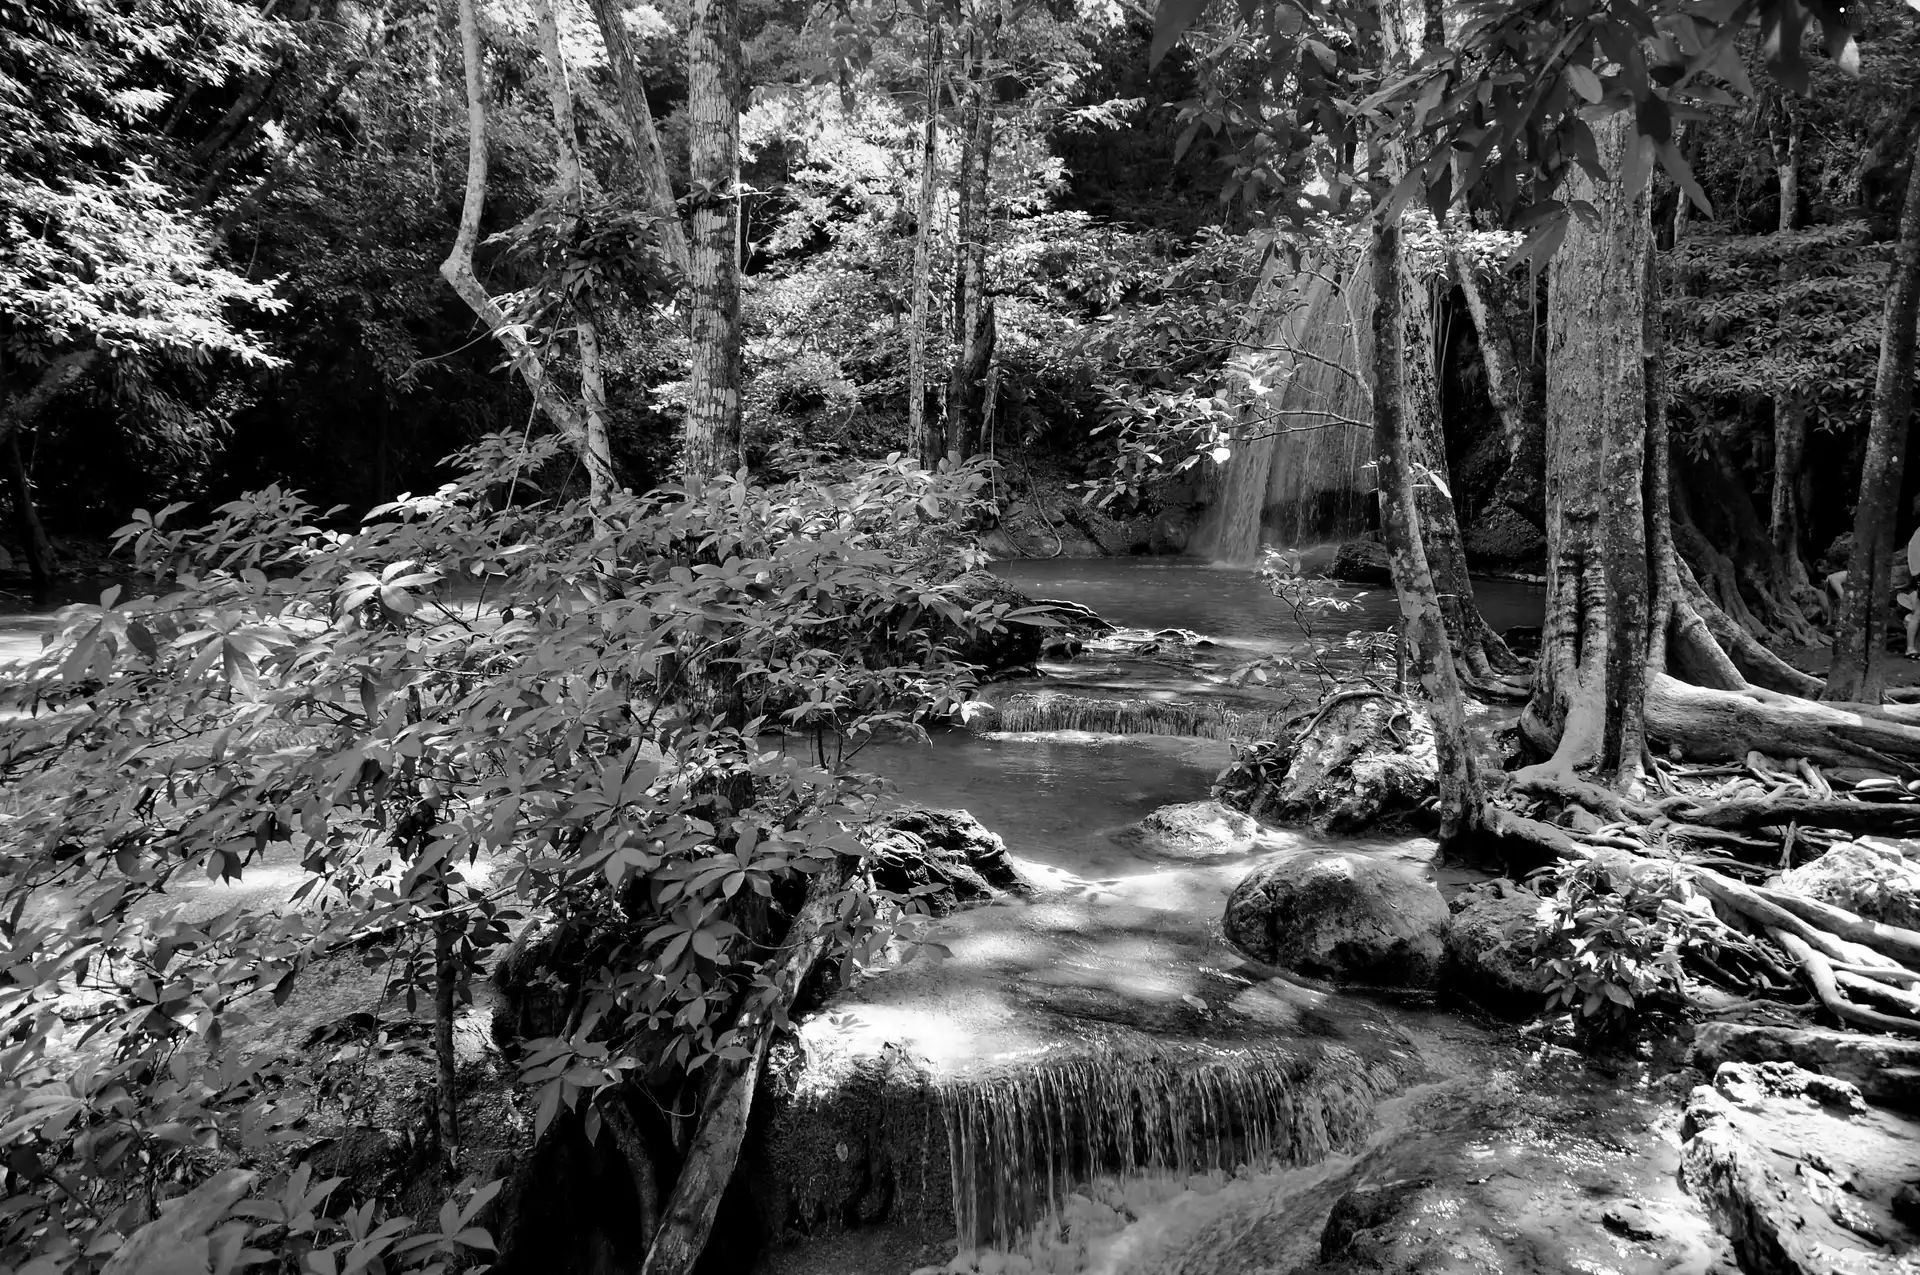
[993,558,1544,660]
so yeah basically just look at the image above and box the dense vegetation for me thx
[3,0,1920,1269]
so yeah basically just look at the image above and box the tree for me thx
[1828,120,1920,703]
[908,17,945,469]
[683,0,746,480]
[588,0,696,278]
[945,0,1003,465]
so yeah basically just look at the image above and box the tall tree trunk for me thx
[1828,124,1920,704]
[537,0,618,505]
[1773,99,1803,234]
[1450,253,1545,529]
[1373,215,1481,843]
[1770,393,1810,592]
[585,0,693,277]
[1525,113,1654,782]
[683,0,744,482]
[3,433,56,589]
[441,0,603,486]
[944,20,997,466]
[907,21,943,470]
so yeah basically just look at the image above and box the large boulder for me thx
[1442,888,1552,1017]
[1776,840,1920,931]
[1213,694,1437,833]
[866,806,1037,915]
[1330,538,1392,585]
[1223,852,1448,989]
[1692,1023,1920,1112]
[1110,800,1260,860]
[1682,1061,1920,1275]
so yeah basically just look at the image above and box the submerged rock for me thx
[1681,1061,1920,1275]
[1110,800,1260,860]
[867,807,1037,915]
[987,689,1299,742]
[1442,888,1551,1018]
[1223,852,1448,989]
[1213,693,1437,833]
[1776,840,1920,931]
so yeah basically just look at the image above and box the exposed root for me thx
[1770,930,1920,1036]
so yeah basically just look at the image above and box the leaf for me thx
[1564,63,1603,103]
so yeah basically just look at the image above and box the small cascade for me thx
[1196,248,1378,563]
[939,1044,1402,1253]
[986,690,1298,742]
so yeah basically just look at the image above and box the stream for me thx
[754,560,1725,1275]
[0,560,1730,1275]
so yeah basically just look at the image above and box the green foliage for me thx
[0,439,1025,1270]
[1528,858,1721,1035]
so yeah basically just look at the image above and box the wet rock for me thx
[1602,1200,1665,1242]
[1464,502,1548,567]
[1110,801,1260,860]
[1223,852,1448,989]
[1330,538,1392,585]
[1681,1061,1920,1275]
[1502,624,1544,658]
[866,807,1037,915]
[1319,1176,1434,1261]
[1692,1023,1920,1112]
[1443,889,1551,1017]
[1212,694,1436,833]
[1776,840,1920,931]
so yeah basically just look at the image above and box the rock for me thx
[1442,891,1551,1017]
[1329,538,1392,585]
[1692,1023,1920,1112]
[1223,852,1448,989]
[1681,1061,1920,1275]
[1602,1201,1664,1243]
[1213,695,1436,833]
[1463,502,1548,567]
[1319,1176,1434,1261]
[1777,841,1920,931]
[1110,801,1260,860]
[1894,1184,1920,1229]
[867,807,1037,916]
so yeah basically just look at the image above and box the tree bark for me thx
[682,0,745,482]
[3,433,56,588]
[1769,393,1810,592]
[585,0,693,278]
[944,14,998,466]
[1771,97,1803,234]
[432,905,460,1169]
[907,21,943,469]
[537,0,619,506]
[1525,113,1654,781]
[1828,124,1920,704]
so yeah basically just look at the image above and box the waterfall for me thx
[983,691,1299,743]
[941,1044,1402,1252]
[759,1039,1406,1256]
[1194,249,1378,563]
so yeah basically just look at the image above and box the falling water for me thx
[1195,249,1378,564]
[985,691,1301,743]
[940,1044,1404,1253]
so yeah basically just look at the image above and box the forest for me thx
[5,0,1920,1271]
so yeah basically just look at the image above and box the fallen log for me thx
[1667,795,1920,836]
[641,859,853,1275]
[1647,674,1920,775]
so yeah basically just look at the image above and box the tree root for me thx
[1771,930,1920,1036]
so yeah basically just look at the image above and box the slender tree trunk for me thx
[1373,215,1481,843]
[1773,100,1803,234]
[537,0,619,505]
[944,24,996,466]
[1451,254,1545,529]
[1828,124,1920,704]
[432,901,460,1170]
[907,21,943,469]
[1771,393,1810,591]
[3,433,56,588]
[585,0,693,277]
[441,0,602,482]
[1524,113,1654,782]
[683,0,744,482]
